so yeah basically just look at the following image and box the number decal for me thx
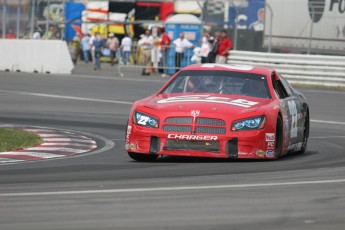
[288,100,298,138]
[138,116,149,125]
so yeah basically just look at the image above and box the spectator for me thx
[173,33,194,73]
[23,28,31,39]
[43,25,58,39]
[5,27,16,39]
[207,32,220,63]
[200,32,211,63]
[89,31,96,63]
[106,33,119,66]
[216,30,233,64]
[32,27,41,40]
[70,34,81,65]
[160,27,171,77]
[138,29,154,76]
[92,32,106,70]
[121,34,132,65]
[80,33,91,64]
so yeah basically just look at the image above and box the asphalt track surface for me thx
[0,67,345,230]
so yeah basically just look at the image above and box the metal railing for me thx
[227,50,345,87]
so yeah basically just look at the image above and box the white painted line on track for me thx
[1,178,345,197]
[36,134,66,137]
[0,90,132,105]
[41,142,93,147]
[24,147,88,153]
[23,128,61,132]
[301,89,345,95]
[0,152,65,158]
[311,136,345,139]
[42,138,92,143]
[0,157,23,163]
[310,119,345,125]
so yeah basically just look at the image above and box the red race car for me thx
[125,64,309,161]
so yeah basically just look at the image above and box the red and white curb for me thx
[0,127,97,164]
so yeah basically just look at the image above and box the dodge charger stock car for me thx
[125,64,309,161]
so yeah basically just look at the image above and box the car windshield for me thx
[160,70,271,99]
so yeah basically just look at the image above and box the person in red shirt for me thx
[160,27,171,77]
[216,30,233,64]
[5,27,16,39]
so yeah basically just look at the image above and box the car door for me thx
[271,72,303,148]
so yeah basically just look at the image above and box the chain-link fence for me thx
[0,0,65,40]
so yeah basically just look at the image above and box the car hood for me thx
[143,93,272,115]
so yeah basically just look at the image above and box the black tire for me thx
[296,112,309,154]
[275,115,283,158]
[128,152,158,162]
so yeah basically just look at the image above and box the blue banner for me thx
[64,2,86,41]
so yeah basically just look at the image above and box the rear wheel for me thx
[296,112,309,154]
[128,152,158,162]
[275,115,283,158]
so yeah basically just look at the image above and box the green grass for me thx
[0,128,43,152]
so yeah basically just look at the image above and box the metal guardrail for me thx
[227,51,345,87]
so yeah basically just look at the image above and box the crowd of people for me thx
[2,25,233,76]
[73,28,233,76]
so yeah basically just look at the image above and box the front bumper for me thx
[126,125,276,159]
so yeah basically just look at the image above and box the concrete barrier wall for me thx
[228,50,345,87]
[0,40,74,74]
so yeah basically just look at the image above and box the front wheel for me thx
[128,152,159,162]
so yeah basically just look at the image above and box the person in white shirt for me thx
[121,34,132,65]
[138,29,154,75]
[200,32,211,63]
[173,33,194,72]
[89,31,96,64]
[32,27,41,40]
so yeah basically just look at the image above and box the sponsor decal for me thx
[265,150,275,158]
[126,126,132,139]
[267,141,275,149]
[288,100,298,138]
[256,150,265,158]
[125,125,132,150]
[167,134,218,141]
[295,142,303,151]
[157,95,258,108]
[191,110,200,118]
[265,133,275,141]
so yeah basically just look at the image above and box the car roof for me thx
[181,64,274,76]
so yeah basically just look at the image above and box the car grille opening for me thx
[163,125,192,132]
[165,117,193,124]
[163,117,227,134]
[196,118,225,126]
[195,126,226,134]
[164,140,220,152]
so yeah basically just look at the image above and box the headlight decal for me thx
[231,116,265,131]
[134,111,159,128]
